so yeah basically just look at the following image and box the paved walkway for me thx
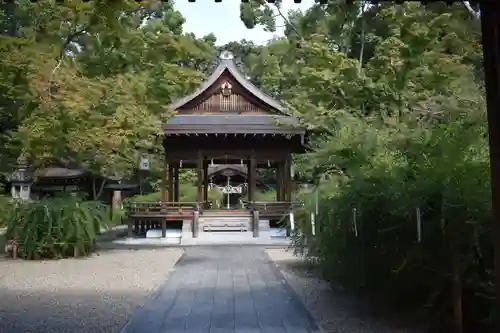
[121,246,321,333]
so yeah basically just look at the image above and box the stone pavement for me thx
[121,246,321,333]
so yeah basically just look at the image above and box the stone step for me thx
[200,216,251,232]
[181,216,271,234]
[199,216,270,233]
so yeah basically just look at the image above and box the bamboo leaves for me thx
[5,196,111,260]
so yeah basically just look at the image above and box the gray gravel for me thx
[265,248,424,333]
[0,247,183,333]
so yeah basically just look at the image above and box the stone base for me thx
[180,230,291,246]
[114,237,181,246]
[146,229,182,239]
[181,219,192,233]
[258,219,271,232]
[112,227,290,247]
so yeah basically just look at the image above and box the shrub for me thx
[207,187,223,208]
[293,114,494,331]
[127,184,199,203]
[4,196,111,260]
[0,195,12,228]
[131,191,162,202]
[241,188,277,202]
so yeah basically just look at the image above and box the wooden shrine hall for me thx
[127,50,307,238]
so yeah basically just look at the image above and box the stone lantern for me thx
[9,155,33,201]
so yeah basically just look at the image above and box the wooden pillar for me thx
[288,154,293,202]
[161,160,167,202]
[480,4,500,326]
[280,161,287,202]
[284,155,292,237]
[276,163,282,202]
[203,161,209,206]
[161,159,167,238]
[280,161,286,201]
[168,164,174,202]
[284,155,292,202]
[248,153,256,202]
[196,151,204,203]
[249,153,258,237]
[193,151,203,238]
[174,164,180,202]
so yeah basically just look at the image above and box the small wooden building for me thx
[32,167,104,198]
[127,50,307,238]
[7,165,137,203]
[163,49,306,200]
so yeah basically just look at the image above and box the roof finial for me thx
[17,154,28,169]
[219,50,234,60]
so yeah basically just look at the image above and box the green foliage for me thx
[179,184,198,202]
[255,189,277,202]
[0,0,214,176]
[207,187,223,208]
[4,196,111,260]
[296,112,493,322]
[241,189,277,202]
[128,183,199,203]
[294,96,491,330]
[130,191,162,202]
[235,2,493,330]
[0,195,12,227]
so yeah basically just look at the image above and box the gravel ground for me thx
[0,247,184,333]
[265,248,424,333]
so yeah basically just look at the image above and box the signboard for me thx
[222,185,243,194]
[208,183,246,194]
[139,155,149,171]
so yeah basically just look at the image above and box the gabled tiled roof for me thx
[168,52,287,114]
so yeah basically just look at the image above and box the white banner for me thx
[139,155,149,170]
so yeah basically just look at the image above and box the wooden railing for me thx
[124,200,303,238]
[242,201,303,219]
[126,201,200,219]
[125,201,202,237]
[242,201,303,237]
